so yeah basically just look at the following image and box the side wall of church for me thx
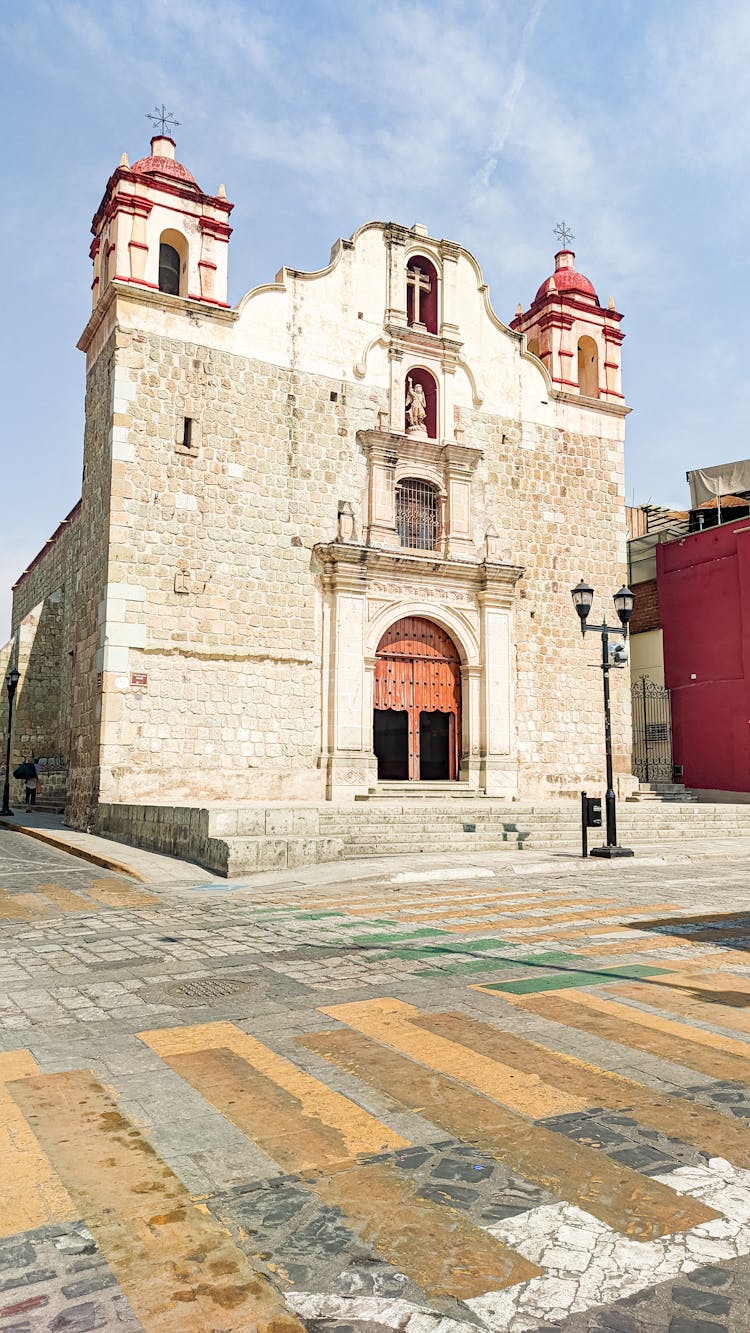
[97,328,386,805]
[67,332,118,824]
[466,407,630,798]
[4,519,80,806]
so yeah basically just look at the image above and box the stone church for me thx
[2,132,633,855]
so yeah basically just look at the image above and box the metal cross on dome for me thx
[554,221,575,249]
[146,104,180,136]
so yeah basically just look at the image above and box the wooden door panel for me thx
[374,617,461,781]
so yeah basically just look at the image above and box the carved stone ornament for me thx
[485,526,503,561]
[337,501,356,543]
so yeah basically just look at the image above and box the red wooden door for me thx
[374,617,461,780]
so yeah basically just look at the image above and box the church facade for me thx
[3,134,633,828]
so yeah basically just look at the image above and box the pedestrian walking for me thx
[24,758,41,813]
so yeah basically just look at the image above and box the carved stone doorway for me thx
[373,616,461,781]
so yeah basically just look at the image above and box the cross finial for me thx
[554,220,574,249]
[146,104,180,137]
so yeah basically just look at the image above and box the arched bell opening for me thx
[373,616,461,782]
[158,228,188,296]
[577,335,600,398]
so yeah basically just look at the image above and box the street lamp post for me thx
[1,667,20,818]
[571,580,635,859]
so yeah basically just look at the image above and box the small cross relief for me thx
[407,265,431,329]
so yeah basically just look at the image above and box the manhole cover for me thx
[140,977,256,1006]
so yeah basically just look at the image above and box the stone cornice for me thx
[313,541,524,601]
[551,389,631,417]
[78,280,238,353]
[385,321,464,362]
[357,429,483,468]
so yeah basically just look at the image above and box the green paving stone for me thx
[483,963,671,995]
[519,951,591,965]
[351,928,451,945]
[420,958,531,977]
[378,946,459,961]
[375,937,513,962]
[438,937,513,953]
[292,910,344,920]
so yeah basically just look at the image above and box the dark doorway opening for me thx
[419,711,451,780]
[374,709,409,780]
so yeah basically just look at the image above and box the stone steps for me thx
[97,798,750,878]
[355,782,481,801]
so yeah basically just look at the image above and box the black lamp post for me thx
[572,580,635,859]
[1,667,20,818]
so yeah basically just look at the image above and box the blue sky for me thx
[2,0,748,636]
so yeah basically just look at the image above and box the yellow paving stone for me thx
[390,896,617,923]
[512,990,750,1085]
[8,1070,304,1333]
[338,887,580,916]
[83,877,158,909]
[5,892,60,920]
[0,1051,75,1236]
[301,1027,717,1241]
[577,936,719,957]
[320,997,591,1119]
[0,890,33,921]
[35,881,94,913]
[414,1010,750,1167]
[139,1020,405,1159]
[559,990,750,1056]
[167,1046,540,1300]
[445,904,687,934]
[610,979,750,1034]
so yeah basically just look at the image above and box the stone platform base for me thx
[94,798,750,877]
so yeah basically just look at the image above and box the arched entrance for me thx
[374,617,461,781]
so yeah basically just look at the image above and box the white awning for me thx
[688,459,750,507]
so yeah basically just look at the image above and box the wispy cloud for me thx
[3,0,750,636]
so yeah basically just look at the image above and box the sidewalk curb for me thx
[0,820,147,882]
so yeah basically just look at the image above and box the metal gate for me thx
[631,674,673,783]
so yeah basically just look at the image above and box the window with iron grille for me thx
[396,478,440,550]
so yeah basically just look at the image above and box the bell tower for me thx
[89,130,233,309]
[511,246,624,403]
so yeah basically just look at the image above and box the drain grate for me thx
[140,977,256,1006]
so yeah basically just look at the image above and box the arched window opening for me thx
[406,255,438,334]
[396,477,440,551]
[100,240,110,292]
[158,229,188,297]
[159,243,181,296]
[577,336,600,398]
[404,366,438,439]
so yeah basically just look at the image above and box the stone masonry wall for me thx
[2,515,81,806]
[99,330,386,805]
[64,331,117,826]
[463,406,631,799]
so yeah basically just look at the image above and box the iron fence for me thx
[631,674,673,783]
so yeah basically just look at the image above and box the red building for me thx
[657,518,750,793]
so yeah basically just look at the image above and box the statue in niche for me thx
[405,376,427,435]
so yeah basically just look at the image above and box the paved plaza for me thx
[1,828,750,1330]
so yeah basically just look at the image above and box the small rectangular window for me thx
[182,418,194,450]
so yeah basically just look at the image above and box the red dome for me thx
[534,251,598,304]
[130,154,199,188]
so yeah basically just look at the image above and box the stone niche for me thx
[359,428,482,561]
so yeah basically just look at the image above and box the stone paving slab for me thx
[3,836,750,1326]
